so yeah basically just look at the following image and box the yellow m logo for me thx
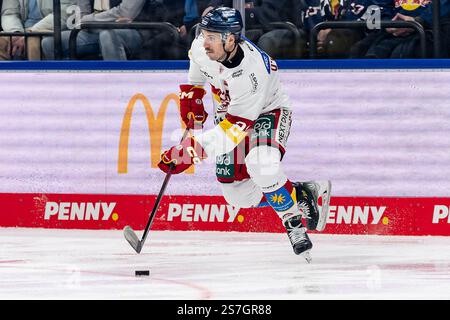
[118,93,193,174]
[180,91,194,99]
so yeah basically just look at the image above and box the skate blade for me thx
[301,250,312,263]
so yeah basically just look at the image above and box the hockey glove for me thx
[179,84,208,129]
[158,136,207,174]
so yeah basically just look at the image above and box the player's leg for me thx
[249,108,331,232]
[215,140,310,256]
[219,172,313,258]
[245,145,312,256]
[215,135,266,208]
[220,179,263,209]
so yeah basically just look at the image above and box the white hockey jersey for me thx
[189,37,291,158]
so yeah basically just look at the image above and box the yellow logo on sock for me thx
[270,193,286,205]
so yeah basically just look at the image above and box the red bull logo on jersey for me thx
[211,85,230,110]
[44,202,117,221]
[432,205,450,223]
[166,203,240,223]
[327,206,387,225]
[395,0,431,11]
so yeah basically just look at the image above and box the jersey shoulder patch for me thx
[242,36,271,75]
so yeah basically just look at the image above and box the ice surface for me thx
[1,228,450,299]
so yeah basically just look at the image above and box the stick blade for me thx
[123,226,142,253]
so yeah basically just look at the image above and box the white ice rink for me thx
[1,228,450,300]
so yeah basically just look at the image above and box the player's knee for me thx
[221,182,261,208]
[222,192,253,208]
[245,147,282,179]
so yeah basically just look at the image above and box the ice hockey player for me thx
[158,7,331,260]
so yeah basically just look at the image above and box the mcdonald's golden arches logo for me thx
[118,93,194,174]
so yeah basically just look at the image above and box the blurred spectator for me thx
[183,0,215,32]
[301,0,341,58]
[398,0,450,57]
[42,0,164,60]
[437,0,450,57]
[304,0,391,58]
[139,0,213,60]
[348,0,449,58]
[0,0,73,60]
[255,0,305,58]
[0,0,4,60]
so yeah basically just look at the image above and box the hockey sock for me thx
[263,180,299,218]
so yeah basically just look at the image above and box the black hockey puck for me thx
[135,270,150,277]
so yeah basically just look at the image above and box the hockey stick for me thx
[123,125,192,254]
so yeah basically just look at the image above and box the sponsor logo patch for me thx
[232,69,244,78]
[265,187,295,212]
[216,153,234,179]
[249,73,258,93]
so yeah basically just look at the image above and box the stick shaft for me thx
[139,126,191,247]
[139,172,172,245]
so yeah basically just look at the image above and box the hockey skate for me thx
[283,214,313,262]
[293,181,332,232]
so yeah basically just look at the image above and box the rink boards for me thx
[1,193,450,236]
[0,68,450,236]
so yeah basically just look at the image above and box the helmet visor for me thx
[195,25,229,44]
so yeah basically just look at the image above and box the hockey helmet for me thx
[198,7,243,40]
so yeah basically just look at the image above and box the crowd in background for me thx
[0,0,449,61]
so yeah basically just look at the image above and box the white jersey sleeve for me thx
[187,46,207,86]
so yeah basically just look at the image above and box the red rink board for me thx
[1,193,450,236]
